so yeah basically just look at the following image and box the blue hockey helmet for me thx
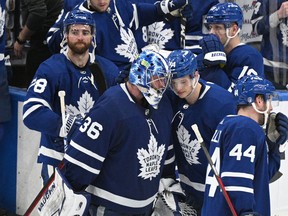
[206,2,243,29]
[167,49,197,79]
[64,10,96,34]
[234,75,276,106]
[129,50,171,109]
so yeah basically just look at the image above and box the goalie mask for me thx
[233,75,277,127]
[167,49,199,97]
[129,50,171,109]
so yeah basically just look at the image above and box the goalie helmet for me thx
[64,10,96,34]
[167,49,197,79]
[233,75,275,106]
[129,50,171,109]
[206,2,243,29]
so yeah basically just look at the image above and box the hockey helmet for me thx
[234,75,275,106]
[129,49,171,109]
[64,10,96,34]
[206,2,243,29]
[167,49,197,79]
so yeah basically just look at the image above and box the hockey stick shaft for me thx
[180,16,186,49]
[191,124,238,216]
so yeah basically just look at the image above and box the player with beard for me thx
[23,10,119,185]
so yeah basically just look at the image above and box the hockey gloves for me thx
[180,0,193,20]
[59,114,83,138]
[199,34,226,67]
[266,112,288,152]
[116,64,131,84]
[156,0,188,17]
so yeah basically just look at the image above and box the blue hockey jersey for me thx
[170,80,236,210]
[22,53,119,166]
[224,43,265,92]
[63,83,175,214]
[202,115,271,216]
[47,0,163,70]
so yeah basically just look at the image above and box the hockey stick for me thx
[88,62,108,96]
[180,15,186,49]
[191,124,238,216]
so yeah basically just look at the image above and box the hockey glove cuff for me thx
[59,114,83,138]
[199,34,226,67]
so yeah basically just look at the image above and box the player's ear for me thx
[255,95,264,105]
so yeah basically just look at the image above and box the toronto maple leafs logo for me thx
[65,91,95,116]
[176,125,201,165]
[0,5,5,37]
[137,134,165,180]
[147,22,174,49]
[115,27,139,62]
[280,22,288,47]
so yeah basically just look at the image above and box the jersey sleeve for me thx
[22,61,63,137]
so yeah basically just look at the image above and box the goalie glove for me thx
[59,114,83,138]
[266,112,288,152]
[199,34,226,67]
[156,0,188,16]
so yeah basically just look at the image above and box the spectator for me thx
[46,0,190,71]
[62,49,177,215]
[13,0,64,88]
[167,49,236,215]
[0,0,11,143]
[251,0,288,89]
[205,2,265,92]
[22,10,119,184]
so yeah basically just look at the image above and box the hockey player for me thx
[251,0,288,89]
[205,2,265,92]
[167,49,237,215]
[22,10,119,184]
[46,0,190,71]
[62,49,178,214]
[201,75,283,216]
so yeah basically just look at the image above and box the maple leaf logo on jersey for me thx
[137,134,165,180]
[147,22,174,49]
[115,27,139,62]
[0,5,5,37]
[280,22,288,47]
[65,91,95,116]
[176,125,201,165]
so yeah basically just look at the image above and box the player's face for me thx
[208,24,227,44]
[67,24,92,54]
[90,0,110,12]
[171,75,193,98]
[150,75,168,91]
